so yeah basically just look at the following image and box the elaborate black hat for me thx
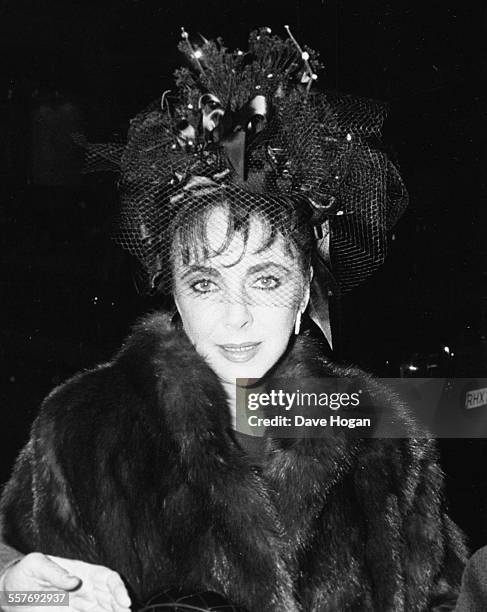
[79,26,408,343]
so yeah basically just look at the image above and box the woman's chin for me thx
[218,361,269,385]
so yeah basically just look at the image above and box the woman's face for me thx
[173,206,310,385]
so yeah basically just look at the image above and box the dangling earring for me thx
[294,310,302,336]
[171,310,183,330]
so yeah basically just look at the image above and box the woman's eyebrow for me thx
[180,265,220,280]
[246,262,291,275]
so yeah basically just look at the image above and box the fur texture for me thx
[0,312,467,611]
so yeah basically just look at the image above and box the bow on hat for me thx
[177,89,341,219]
[176,92,269,181]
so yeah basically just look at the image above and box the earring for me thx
[171,310,183,330]
[294,310,302,336]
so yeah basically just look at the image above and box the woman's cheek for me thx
[187,301,223,342]
[257,305,296,338]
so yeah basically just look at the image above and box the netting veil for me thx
[80,27,408,338]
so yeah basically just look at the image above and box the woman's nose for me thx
[222,297,253,330]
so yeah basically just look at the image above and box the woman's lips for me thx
[217,342,262,363]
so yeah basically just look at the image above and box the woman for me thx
[0,28,467,611]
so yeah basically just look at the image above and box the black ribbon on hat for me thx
[198,92,268,180]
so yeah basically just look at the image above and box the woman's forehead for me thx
[206,206,269,252]
[175,206,297,270]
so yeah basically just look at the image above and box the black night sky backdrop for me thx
[1,1,487,549]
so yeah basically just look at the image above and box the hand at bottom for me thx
[0,552,131,612]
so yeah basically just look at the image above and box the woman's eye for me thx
[190,279,219,294]
[251,275,281,290]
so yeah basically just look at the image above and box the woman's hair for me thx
[153,187,314,295]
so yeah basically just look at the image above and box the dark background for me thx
[1,1,486,550]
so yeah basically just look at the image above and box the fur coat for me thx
[0,312,467,611]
